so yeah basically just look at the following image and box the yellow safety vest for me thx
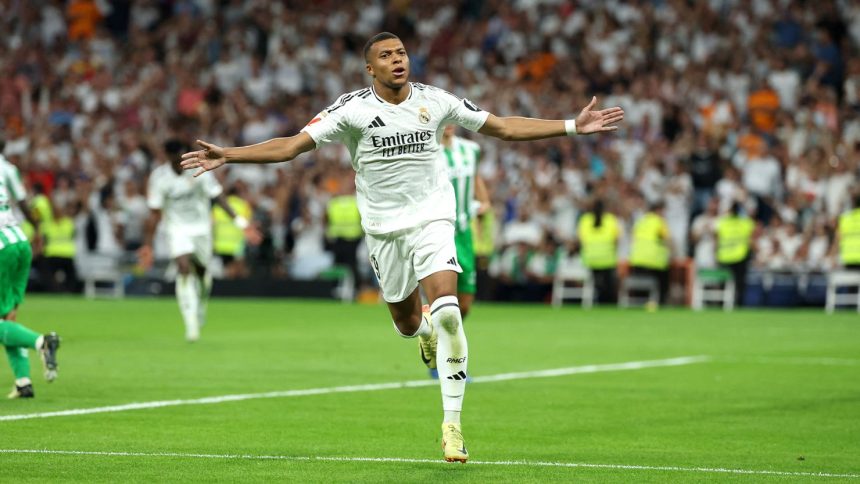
[326,195,362,240]
[212,195,251,256]
[32,194,52,224]
[471,208,496,257]
[578,212,619,269]
[43,216,76,258]
[630,212,669,270]
[716,215,754,264]
[838,208,860,264]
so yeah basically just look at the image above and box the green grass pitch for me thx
[2,296,859,482]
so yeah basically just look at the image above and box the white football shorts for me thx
[168,230,212,267]
[365,219,462,303]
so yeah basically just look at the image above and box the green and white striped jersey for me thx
[441,136,481,233]
[0,154,28,248]
[0,155,26,229]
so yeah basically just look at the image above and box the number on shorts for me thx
[369,255,382,282]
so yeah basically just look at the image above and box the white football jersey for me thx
[147,163,223,236]
[302,82,490,234]
[0,154,26,229]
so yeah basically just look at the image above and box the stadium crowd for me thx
[2,0,859,303]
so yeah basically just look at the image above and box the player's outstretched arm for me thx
[478,96,623,141]
[180,133,317,177]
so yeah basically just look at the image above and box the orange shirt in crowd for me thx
[747,88,780,133]
[517,52,557,83]
[67,0,102,41]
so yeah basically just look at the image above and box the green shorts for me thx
[454,228,476,295]
[0,241,32,317]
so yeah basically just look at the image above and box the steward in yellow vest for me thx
[326,195,362,241]
[213,194,252,258]
[41,202,79,292]
[716,202,755,306]
[325,187,363,292]
[629,202,671,303]
[577,199,621,303]
[837,194,860,269]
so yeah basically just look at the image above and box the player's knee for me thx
[176,258,192,275]
[392,314,422,338]
[430,295,462,334]
[436,308,460,334]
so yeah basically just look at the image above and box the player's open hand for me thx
[137,244,154,271]
[180,140,227,177]
[575,97,624,134]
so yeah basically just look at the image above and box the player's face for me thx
[366,39,410,89]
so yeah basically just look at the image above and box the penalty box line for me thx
[0,356,710,423]
[0,449,856,479]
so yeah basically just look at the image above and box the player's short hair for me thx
[164,139,188,156]
[363,32,401,62]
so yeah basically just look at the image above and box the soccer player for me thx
[0,146,61,399]
[440,124,489,320]
[140,140,258,342]
[180,32,623,462]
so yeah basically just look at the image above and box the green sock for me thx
[0,320,40,348]
[5,346,31,380]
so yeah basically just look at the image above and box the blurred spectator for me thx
[577,198,621,304]
[40,200,79,293]
[691,198,719,269]
[213,185,254,279]
[324,177,363,289]
[717,202,756,306]
[2,0,859,304]
[629,202,670,304]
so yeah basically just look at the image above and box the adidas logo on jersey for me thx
[446,257,457,266]
[367,116,386,129]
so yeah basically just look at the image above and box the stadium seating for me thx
[551,259,594,308]
[824,271,860,313]
[691,268,735,311]
[619,274,659,308]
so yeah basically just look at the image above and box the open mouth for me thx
[393,67,406,77]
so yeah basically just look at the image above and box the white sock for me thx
[176,274,200,340]
[431,295,468,417]
[198,270,212,327]
[444,410,461,424]
[15,377,31,387]
[392,312,431,338]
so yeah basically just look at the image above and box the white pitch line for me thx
[718,356,860,366]
[0,449,856,479]
[0,356,709,422]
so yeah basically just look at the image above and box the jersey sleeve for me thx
[300,95,355,146]
[146,173,164,210]
[4,164,26,201]
[201,173,224,199]
[441,93,490,132]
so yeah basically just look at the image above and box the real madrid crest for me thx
[418,107,430,124]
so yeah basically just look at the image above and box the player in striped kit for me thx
[424,126,490,379]
[440,124,490,320]
[0,145,61,399]
[180,32,623,462]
